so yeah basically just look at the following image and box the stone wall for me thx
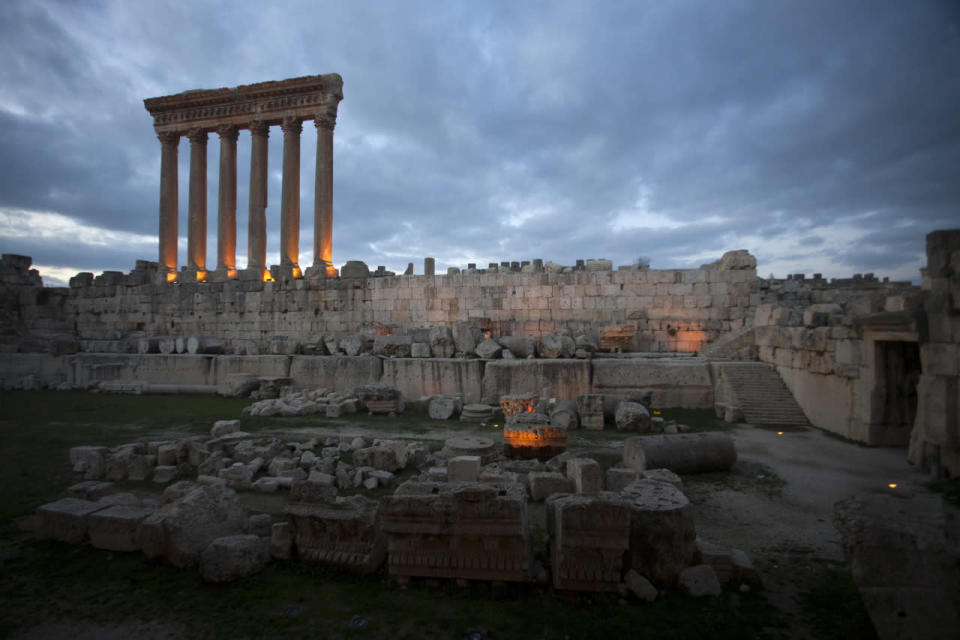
[1,253,758,356]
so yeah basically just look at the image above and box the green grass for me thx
[0,390,880,639]
[800,569,877,640]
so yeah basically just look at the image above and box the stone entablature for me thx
[144,74,343,284]
[144,74,343,133]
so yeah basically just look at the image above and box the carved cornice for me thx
[144,73,343,135]
[216,124,239,142]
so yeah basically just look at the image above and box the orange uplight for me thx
[777,431,784,436]
[261,271,274,282]
[196,270,208,283]
[225,269,238,280]
[888,483,898,489]
[165,272,178,283]
[483,331,491,339]
[291,266,302,279]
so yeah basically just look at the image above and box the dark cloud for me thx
[1,0,957,285]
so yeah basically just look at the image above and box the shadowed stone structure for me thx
[144,74,343,283]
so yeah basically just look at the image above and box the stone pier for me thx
[144,74,343,284]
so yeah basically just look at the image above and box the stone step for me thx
[719,363,809,426]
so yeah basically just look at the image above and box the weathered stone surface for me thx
[248,513,273,537]
[550,400,579,429]
[428,395,462,420]
[566,458,603,494]
[452,322,481,356]
[497,336,537,358]
[410,342,431,358]
[137,483,249,568]
[615,401,651,432]
[36,498,108,543]
[604,467,639,493]
[624,569,658,602]
[475,338,502,359]
[447,456,481,482]
[211,419,241,438]
[88,505,156,552]
[547,492,631,592]
[381,358,483,406]
[640,468,683,490]
[67,480,115,500]
[679,564,722,596]
[621,479,696,587]
[834,492,960,640]
[576,393,605,430]
[381,482,532,583]
[270,521,292,559]
[340,260,369,279]
[482,360,590,405]
[353,446,400,473]
[624,432,737,474]
[538,334,575,359]
[428,326,456,358]
[200,534,271,583]
[286,495,385,574]
[70,446,109,480]
[527,471,575,501]
[339,335,366,356]
[373,335,413,358]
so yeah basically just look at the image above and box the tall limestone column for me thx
[308,111,337,278]
[157,131,180,283]
[278,116,302,278]
[214,124,239,279]
[245,120,269,280]
[186,128,208,278]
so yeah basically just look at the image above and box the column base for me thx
[179,267,209,283]
[209,267,239,282]
[305,261,338,279]
[270,263,302,282]
[154,269,178,285]
[240,266,273,282]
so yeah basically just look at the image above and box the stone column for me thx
[156,131,179,283]
[186,128,208,277]
[214,124,239,279]
[278,116,302,277]
[245,120,269,279]
[308,112,336,278]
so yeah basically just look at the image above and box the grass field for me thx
[0,390,870,639]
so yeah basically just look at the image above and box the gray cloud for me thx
[0,0,957,285]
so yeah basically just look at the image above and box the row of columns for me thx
[156,114,336,283]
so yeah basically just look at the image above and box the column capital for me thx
[216,124,239,142]
[249,120,269,137]
[281,116,302,135]
[314,111,336,131]
[157,131,180,147]
[187,127,207,144]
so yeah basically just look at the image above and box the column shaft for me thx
[280,117,302,271]
[216,125,239,274]
[313,113,335,275]
[157,132,180,279]
[247,121,269,273]
[187,128,208,272]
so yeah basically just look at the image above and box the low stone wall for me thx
[0,353,717,409]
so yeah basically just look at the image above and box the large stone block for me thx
[481,359,590,405]
[88,504,156,552]
[382,358,483,405]
[592,359,714,409]
[36,498,109,543]
[621,480,697,587]
[286,495,385,574]
[566,458,602,494]
[527,471,575,501]
[200,534,271,583]
[547,492,631,592]
[289,355,382,392]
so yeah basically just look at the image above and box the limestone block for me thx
[538,334,575,358]
[447,456,481,482]
[621,480,697,587]
[550,400,580,429]
[289,356,382,394]
[286,495,386,574]
[566,458,603,494]
[253,477,280,493]
[604,467,639,493]
[155,443,178,466]
[289,479,338,504]
[497,336,537,358]
[36,498,109,543]
[88,505,156,552]
[640,468,683,490]
[428,395,463,420]
[429,326,456,358]
[615,401,651,432]
[373,335,413,358]
[624,569,658,602]
[70,445,109,480]
[352,446,400,473]
[547,492,631,592]
[382,358,483,405]
[411,342,431,358]
[152,465,179,484]
[452,322,481,355]
[695,538,735,584]
[482,360,590,405]
[270,521,292,559]
[200,534,271,583]
[475,338,503,359]
[137,483,249,568]
[67,480,115,500]
[679,565,722,596]
[211,419,241,438]
[576,393,605,430]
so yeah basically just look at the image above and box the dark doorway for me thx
[875,340,921,432]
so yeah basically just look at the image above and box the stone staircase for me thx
[699,325,757,360]
[718,362,809,425]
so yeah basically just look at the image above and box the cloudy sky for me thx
[1,0,957,286]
